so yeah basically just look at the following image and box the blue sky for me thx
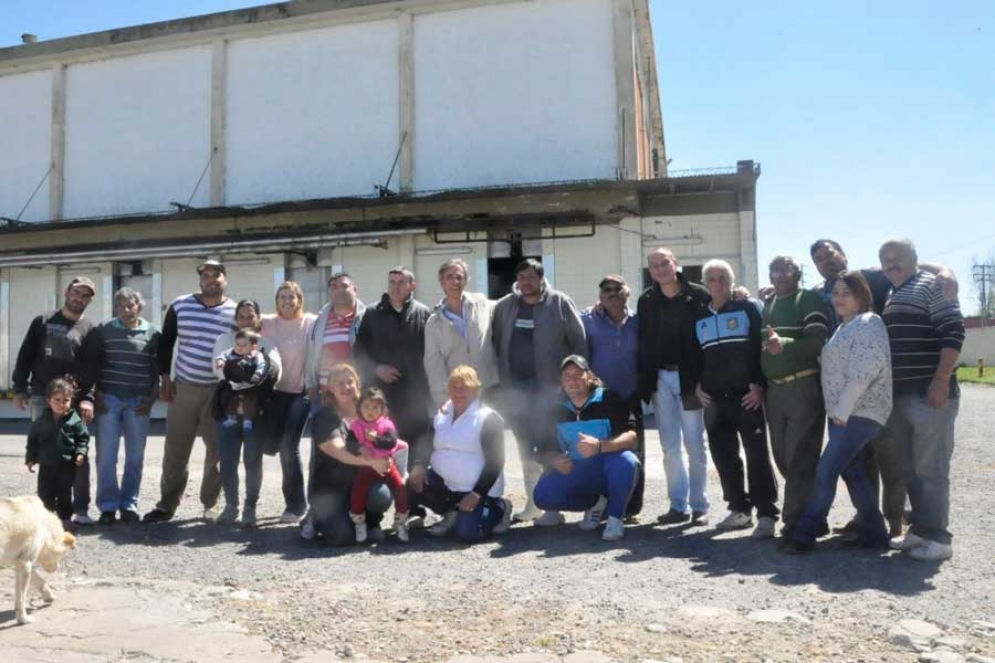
[4,1,993,310]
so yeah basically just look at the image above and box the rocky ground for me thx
[1,385,994,662]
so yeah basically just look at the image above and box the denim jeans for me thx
[311,484,391,546]
[652,370,708,514]
[533,451,641,520]
[218,421,264,509]
[794,416,888,547]
[272,391,309,516]
[891,394,959,545]
[95,394,150,514]
[408,469,506,543]
[31,395,91,516]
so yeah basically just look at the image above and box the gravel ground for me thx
[2,385,994,662]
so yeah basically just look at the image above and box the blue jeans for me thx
[311,484,391,546]
[218,421,264,509]
[273,391,309,516]
[652,370,708,514]
[409,469,505,543]
[794,417,888,547]
[534,451,641,519]
[95,394,150,514]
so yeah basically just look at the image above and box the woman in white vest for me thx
[407,366,513,541]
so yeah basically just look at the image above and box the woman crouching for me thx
[533,355,641,541]
[407,365,512,542]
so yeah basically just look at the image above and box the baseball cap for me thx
[197,259,226,275]
[560,354,591,372]
[599,274,626,289]
[67,277,96,294]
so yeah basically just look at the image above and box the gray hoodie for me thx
[492,280,587,388]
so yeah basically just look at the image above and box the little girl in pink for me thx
[349,387,409,543]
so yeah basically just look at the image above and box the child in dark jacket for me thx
[25,378,90,524]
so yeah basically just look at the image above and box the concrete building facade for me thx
[0,0,759,393]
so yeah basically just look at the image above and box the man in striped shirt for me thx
[144,260,237,523]
[84,287,160,525]
[762,255,829,541]
[880,238,964,562]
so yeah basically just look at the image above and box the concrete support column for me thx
[398,11,415,192]
[1,274,9,391]
[738,210,758,292]
[612,0,637,180]
[210,39,228,207]
[618,217,644,291]
[49,63,67,221]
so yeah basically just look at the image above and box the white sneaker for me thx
[513,503,544,522]
[716,511,754,530]
[579,496,609,531]
[217,504,239,524]
[602,516,625,541]
[428,511,458,537]
[280,510,305,525]
[889,531,925,551]
[300,518,316,541]
[202,506,220,523]
[535,510,566,527]
[751,516,777,539]
[352,513,368,543]
[71,513,95,526]
[394,512,410,543]
[493,499,515,535]
[908,539,953,562]
[241,506,257,529]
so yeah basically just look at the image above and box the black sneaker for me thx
[119,510,140,524]
[142,508,174,523]
[98,511,116,526]
[832,518,860,534]
[690,511,710,526]
[657,509,691,525]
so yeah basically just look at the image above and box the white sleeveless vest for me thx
[431,399,504,498]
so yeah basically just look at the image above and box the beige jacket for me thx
[423,292,499,407]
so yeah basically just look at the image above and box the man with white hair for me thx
[879,237,964,562]
[694,260,779,537]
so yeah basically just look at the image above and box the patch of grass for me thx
[957,365,995,386]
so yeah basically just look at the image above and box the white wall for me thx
[63,47,213,218]
[226,20,400,205]
[963,326,995,365]
[0,69,53,222]
[412,0,618,190]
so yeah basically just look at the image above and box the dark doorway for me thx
[641,265,703,290]
[488,238,541,299]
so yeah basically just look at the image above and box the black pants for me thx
[38,461,77,520]
[625,394,646,517]
[704,395,779,519]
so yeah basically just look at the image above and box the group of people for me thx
[15,234,964,562]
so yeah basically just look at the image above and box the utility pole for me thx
[974,262,995,326]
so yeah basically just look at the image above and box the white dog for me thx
[0,495,76,625]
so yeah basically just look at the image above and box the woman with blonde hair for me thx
[307,363,402,544]
[407,365,512,541]
[260,281,316,525]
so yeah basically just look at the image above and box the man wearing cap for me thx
[144,260,237,523]
[13,276,99,525]
[582,274,644,519]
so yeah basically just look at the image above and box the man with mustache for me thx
[582,274,644,519]
[879,238,964,562]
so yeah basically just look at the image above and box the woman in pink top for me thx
[261,281,317,523]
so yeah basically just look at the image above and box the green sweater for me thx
[762,289,829,380]
[26,409,90,466]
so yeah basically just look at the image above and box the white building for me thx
[0,0,759,393]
